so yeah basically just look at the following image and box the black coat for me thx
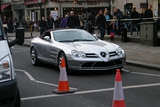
[39,20,47,28]
[144,9,153,21]
[67,15,77,28]
[47,18,54,29]
[96,14,106,27]
[131,10,139,23]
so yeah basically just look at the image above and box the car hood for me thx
[63,40,117,52]
[0,41,9,59]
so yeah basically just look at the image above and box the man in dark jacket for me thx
[144,5,153,21]
[39,17,47,35]
[66,11,77,28]
[47,14,54,29]
[130,7,139,35]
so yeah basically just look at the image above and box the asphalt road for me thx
[11,45,160,107]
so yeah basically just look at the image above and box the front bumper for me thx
[67,58,126,71]
[0,79,19,107]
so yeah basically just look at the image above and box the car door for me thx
[38,31,53,62]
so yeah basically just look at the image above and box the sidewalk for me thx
[8,31,160,70]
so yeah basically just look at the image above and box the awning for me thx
[24,0,45,5]
[1,4,10,10]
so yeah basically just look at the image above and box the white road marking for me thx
[17,68,160,101]
[122,68,160,77]
[16,69,35,81]
[21,82,160,101]
[15,69,77,89]
[34,80,77,90]
[131,72,160,77]
[122,68,130,72]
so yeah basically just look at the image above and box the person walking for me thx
[95,9,107,40]
[87,12,95,34]
[2,16,8,35]
[130,7,139,35]
[60,15,68,28]
[66,11,77,28]
[8,17,14,33]
[104,10,112,35]
[39,17,47,35]
[144,5,153,21]
[47,14,54,29]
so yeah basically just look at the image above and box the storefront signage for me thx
[51,10,58,20]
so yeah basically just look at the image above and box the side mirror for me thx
[44,36,51,41]
[8,28,24,47]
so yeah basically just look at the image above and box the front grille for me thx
[81,59,123,68]
[109,51,117,57]
[85,53,98,58]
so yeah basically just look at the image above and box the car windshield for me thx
[53,30,98,42]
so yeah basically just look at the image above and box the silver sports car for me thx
[30,29,126,73]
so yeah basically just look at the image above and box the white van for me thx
[0,18,24,107]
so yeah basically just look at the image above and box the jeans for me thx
[98,26,105,40]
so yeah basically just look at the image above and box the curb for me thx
[126,60,160,71]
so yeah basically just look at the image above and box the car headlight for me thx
[0,55,11,82]
[116,47,124,57]
[71,50,86,58]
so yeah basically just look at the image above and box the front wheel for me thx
[58,52,72,74]
[13,88,20,107]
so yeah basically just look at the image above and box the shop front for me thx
[24,0,46,22]
[1,3,12,20]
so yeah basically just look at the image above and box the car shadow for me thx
[37,63,125,76]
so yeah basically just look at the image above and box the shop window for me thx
[140,3,147,11]
[124,3,132,13]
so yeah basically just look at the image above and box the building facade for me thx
[0,0,159,22]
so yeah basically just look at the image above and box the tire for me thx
[58,52,71,74]
[30,47,39,66]
[13,88,20,107]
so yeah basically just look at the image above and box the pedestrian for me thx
[87,12,95,34]
[2,16,8,35]
[47,14,55,29]
[104,10,112,35]
[66,11,77,28]
[79,14,85,29]
[130,7,139,35]
[113,8,124,36]
[113,8,124,19]
[75,13,80,29]
[8,17,14,33]
[60,14,68,28]
[95,9,107,40]
[109,16,118,36]
[54,16,61,28]
[22,19,28,32]
[144,5,153,21]
[39,17,47,35]
[13,17,19,32]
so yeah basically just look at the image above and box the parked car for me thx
[0,17,24,107]
[30,29,126,73]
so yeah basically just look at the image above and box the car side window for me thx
[43,32,51,39]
